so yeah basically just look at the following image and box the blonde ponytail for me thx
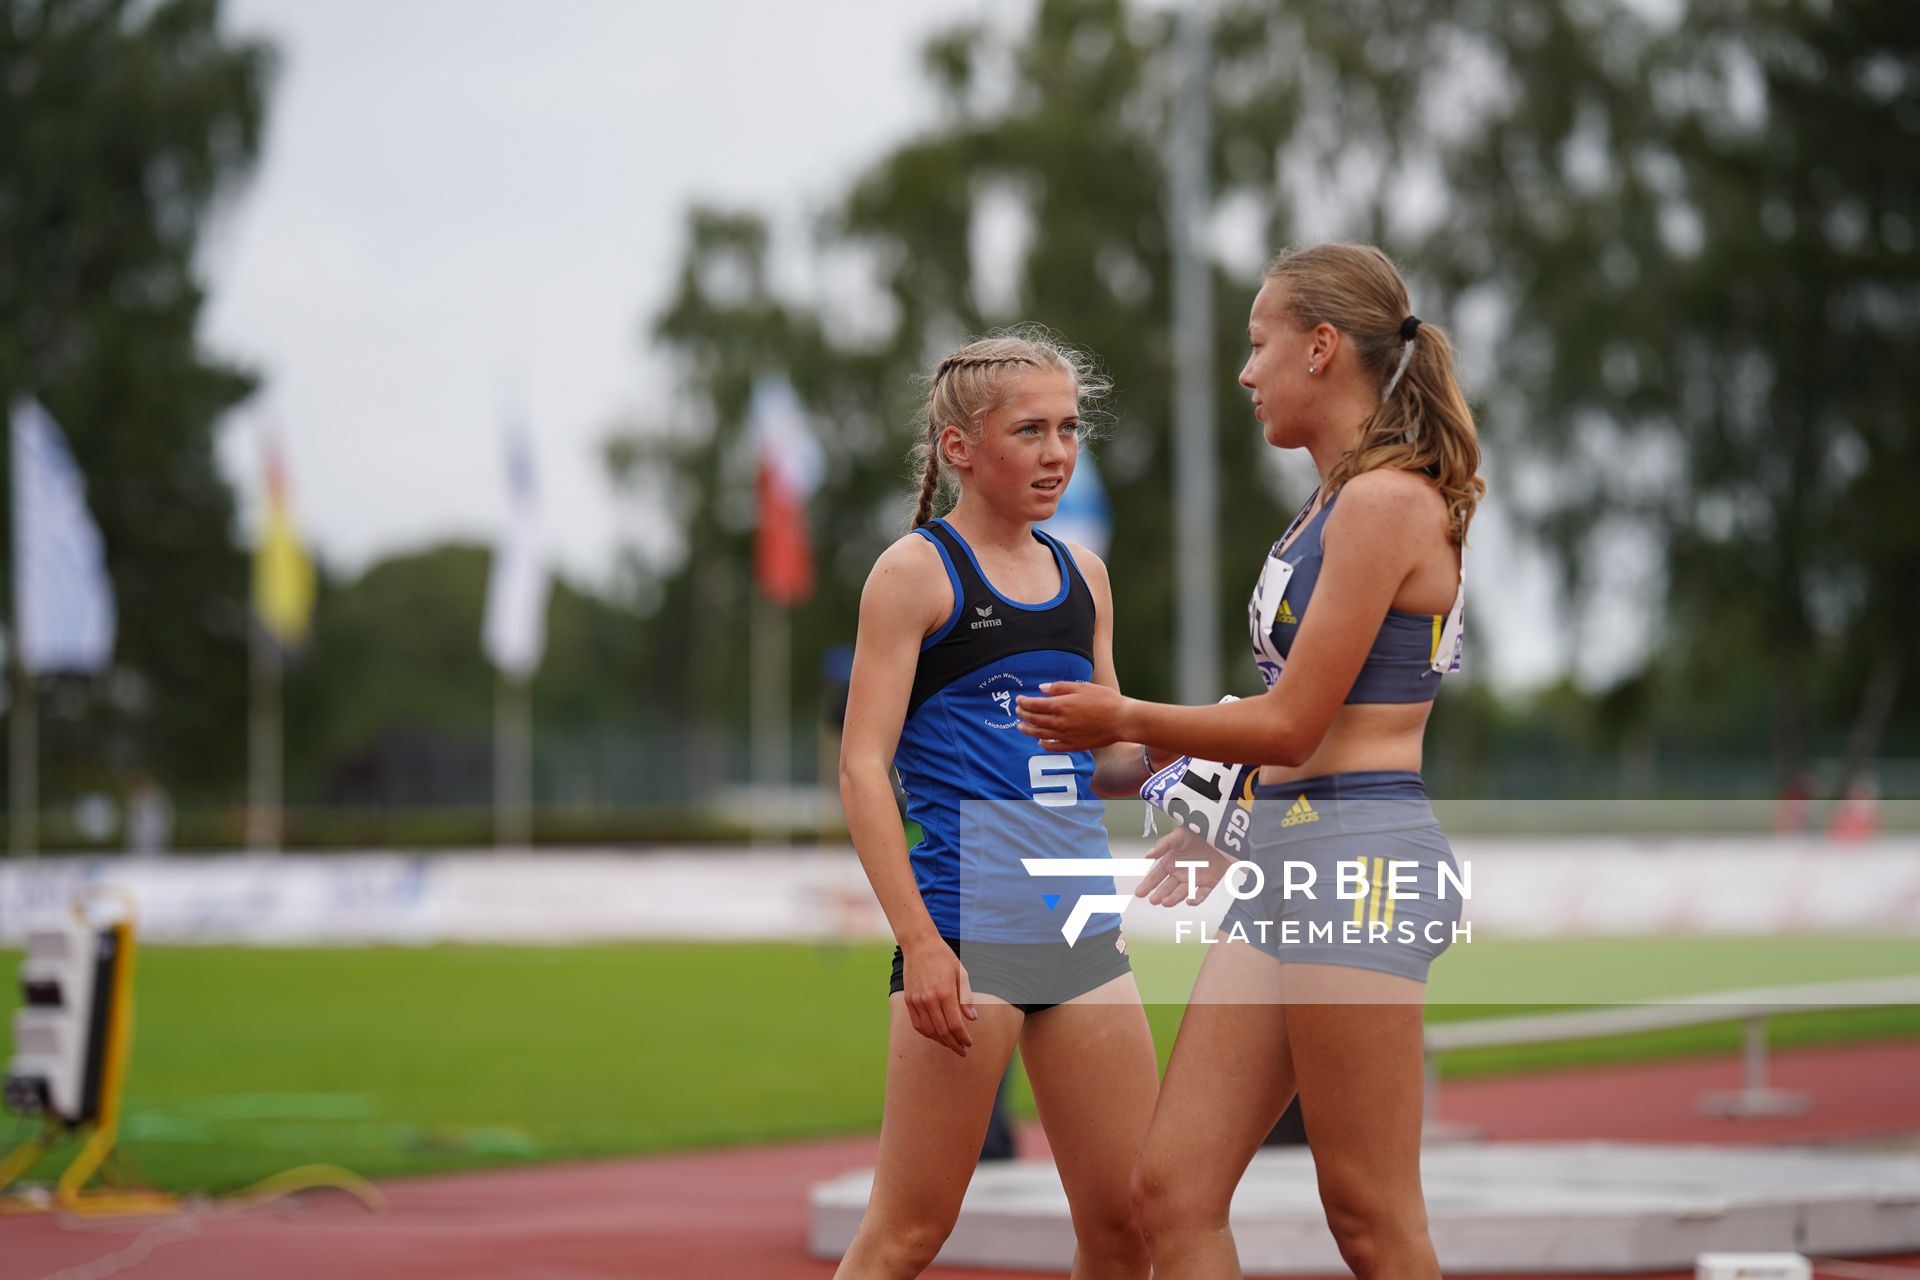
[1264,244,1486,543]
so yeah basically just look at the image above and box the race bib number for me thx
[1246,554,1294,690]
[1138,697,1261,856]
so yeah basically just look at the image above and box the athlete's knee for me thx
[1127,1157,1168,1232]
[1318,1175,1427,1280]
[851,1211,954,1277]
[1075,1199,1148,1273]
[1324,1206,1383,1280]
[1130,1154,1227,1240]
[889,1216,955,1274]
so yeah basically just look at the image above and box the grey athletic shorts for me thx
[1217,770,1463,981]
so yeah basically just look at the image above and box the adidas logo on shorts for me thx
[1281,794,1319,828]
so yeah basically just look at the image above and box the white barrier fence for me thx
[1,837,1916,947]
[1423,975,1920,1126]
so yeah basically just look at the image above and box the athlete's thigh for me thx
[865,992,1026,1227]
[1278,964,1428,1206]
[1139,941,1298,1206]
[1019,974,1158,1214]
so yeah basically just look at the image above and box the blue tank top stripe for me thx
[911,525,967,651]
[932,517,1073,611]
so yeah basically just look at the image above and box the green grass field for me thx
[1,936,1915,1193]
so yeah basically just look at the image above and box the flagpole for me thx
[8,397,117,855]
[750,593,790,847]
[1170,3,1220,704]
[246,621,283,851]
[8,667,35,857]
[494,672,532,848]
[249,424,314,854]
[746,375,817,848]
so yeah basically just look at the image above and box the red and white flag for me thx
[751,377,823,607]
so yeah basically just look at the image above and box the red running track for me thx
[3,1038,1917,1280]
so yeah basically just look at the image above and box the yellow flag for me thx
[253,442,314,647]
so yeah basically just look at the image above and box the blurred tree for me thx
[282,544,668,809]
[606,0,1303,788]
[1381,0,1920,785]
[0,0,274,804]
[613,0,1917,795]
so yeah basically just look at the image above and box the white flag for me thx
[10,398,115,675]
[482,429,550,679]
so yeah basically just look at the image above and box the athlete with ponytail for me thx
[1019,244,1484,1279]
[835,328,1156,1279]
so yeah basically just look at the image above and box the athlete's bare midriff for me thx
[1257,700,1431,787]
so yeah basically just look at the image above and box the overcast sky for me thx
[199,0,1600,694]
[203,0,997,568]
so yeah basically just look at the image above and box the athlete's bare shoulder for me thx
[860,529,953,637]
[868,529,947,581]
[1058,539,1111,596]
[1328,468,1460,610]
[1334,467,1449,542]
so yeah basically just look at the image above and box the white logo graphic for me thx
[1028,753,1078,808]
[978,671,1023,728]
[970,602,1002,630]
[1022,857,1155,944]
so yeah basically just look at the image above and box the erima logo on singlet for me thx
[1275,599,1298,625]
[1281,794,1320,828]
[971,604,1002,630]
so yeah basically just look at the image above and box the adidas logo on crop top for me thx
[894,518,1118,945]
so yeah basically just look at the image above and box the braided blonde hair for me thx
[909,326,1110,527]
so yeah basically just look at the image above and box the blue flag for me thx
[1038,448,1113,557]
[10,399,115,674]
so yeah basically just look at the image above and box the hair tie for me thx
[1382,318,1422,402]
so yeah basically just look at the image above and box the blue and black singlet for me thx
[893,519,1119,944]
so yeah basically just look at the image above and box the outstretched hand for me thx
[1016,682,1132,752]
[1134,826,1239,906]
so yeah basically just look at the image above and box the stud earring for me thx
[1308,363,1318,374]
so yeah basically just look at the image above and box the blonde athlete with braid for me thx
[835,328,1157,1279]
[1020,245,1484,1279]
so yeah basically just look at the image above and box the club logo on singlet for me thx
[971,604,1002,630]
[979,671,1023,729]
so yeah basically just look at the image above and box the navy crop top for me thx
[1246,488,1465,704]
